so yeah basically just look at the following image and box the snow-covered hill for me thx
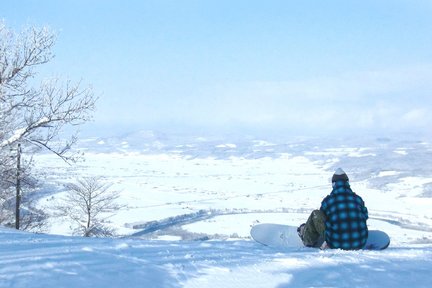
[3,131,432,287]
[1,226,432,287]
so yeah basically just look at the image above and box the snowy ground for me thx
[1,131,432,287]
[1,227,432,288]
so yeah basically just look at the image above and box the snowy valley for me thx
[1,131,432,287]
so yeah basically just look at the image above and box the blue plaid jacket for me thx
[320,180,368,250]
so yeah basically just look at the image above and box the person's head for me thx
[332,168,349,186]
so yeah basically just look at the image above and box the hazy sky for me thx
[2,0,432,136]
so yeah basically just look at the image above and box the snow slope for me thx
[2,132,432,287]
[1,227,432,288]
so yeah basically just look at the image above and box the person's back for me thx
[320,176,368,250]
[298,168,369,250]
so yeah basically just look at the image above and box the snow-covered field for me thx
[1,131,432,287]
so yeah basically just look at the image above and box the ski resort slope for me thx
[1,227,431,288]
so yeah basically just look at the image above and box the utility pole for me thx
[15,143,21,230]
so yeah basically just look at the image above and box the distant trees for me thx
[58,177,124,237]
[0,21,96,230]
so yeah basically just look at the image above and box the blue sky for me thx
[2,0,432,136]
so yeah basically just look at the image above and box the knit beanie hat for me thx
[332,168,349,182]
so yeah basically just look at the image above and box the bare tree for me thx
[0,146,48,232]
[0,21,96,160]
[0,21,97,230]
[58,177,123,237]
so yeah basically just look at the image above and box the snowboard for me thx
[250,223,390,250]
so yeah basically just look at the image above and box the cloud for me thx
[401,108,429,126]
[246,64,432,103]
[98,64,432,136]
[188,64,432,133]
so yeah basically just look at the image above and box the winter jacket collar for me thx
[331,180,351,194]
